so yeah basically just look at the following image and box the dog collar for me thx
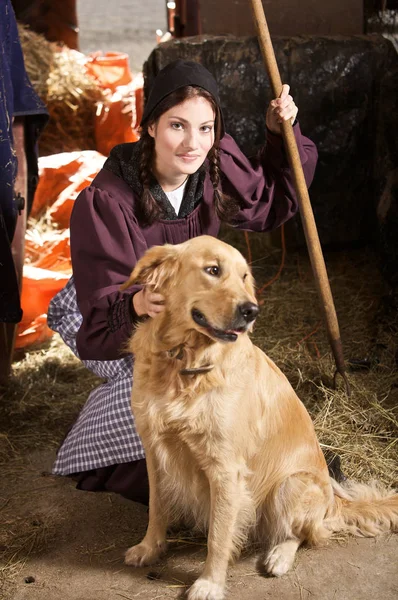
[179,365,214,376]
[166,344,214,377]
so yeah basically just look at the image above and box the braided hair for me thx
[137,130,162,224]
[138,86,241,226]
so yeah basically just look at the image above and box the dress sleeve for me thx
[219,123,318,232]
[70,184,146,361]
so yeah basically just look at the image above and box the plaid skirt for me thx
[47,277,145,475]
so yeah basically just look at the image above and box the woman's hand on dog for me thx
[133,288,165,318]
[266,84,298,135]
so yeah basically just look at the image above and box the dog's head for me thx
[121,235,259,343]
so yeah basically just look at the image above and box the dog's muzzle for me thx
[191,302,259,342]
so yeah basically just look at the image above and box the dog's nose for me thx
[238,302,259,323]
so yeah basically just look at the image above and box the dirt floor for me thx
[1,244,397,600]
[1,450,398,600]
[2,448,398,600]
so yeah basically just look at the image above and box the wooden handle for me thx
[250,0,349,386]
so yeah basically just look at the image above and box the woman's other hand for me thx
[132,288,165,318]
[266,84,298,135]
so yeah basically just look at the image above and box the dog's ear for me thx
[120,244,179,291]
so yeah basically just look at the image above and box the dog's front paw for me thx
[187,578,225,600]
[125,540,166,567]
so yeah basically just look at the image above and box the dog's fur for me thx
[121,236,398,600]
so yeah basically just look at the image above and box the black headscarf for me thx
[104,60,224,221]
[141,59,225,137]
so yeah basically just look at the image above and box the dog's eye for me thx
[204,266,220,277]
[243,273,248,281]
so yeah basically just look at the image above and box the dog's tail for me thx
[328,479,398,537]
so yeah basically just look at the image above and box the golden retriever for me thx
[120,235,398,600]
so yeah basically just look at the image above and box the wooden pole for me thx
[250,0,350,393]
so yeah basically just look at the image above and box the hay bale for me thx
[17,23,54,97]
[17,24,106,156]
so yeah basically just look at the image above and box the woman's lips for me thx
[178,154,199,162]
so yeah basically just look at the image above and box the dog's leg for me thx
[262,538,300,576]
[125,451,168,567]
[259,473,331,577]
[188,474,249,600]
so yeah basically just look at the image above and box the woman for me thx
[48,59,318,504]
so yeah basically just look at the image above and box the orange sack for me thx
[16,266,71,349]
[31,153,83,218]
[25,229,71,272]
[15,314,55,349]
[32,150,106,225]
[83,52,143,156]
[133,73,144,129]
[17,150,106,349]
[95,86,139,157]
[85,51,132,92]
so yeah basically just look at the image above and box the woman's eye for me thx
[171,122,183,130]
[205,266,220,277]
[201,125,213,133]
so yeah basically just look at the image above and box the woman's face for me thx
[148,95,215,189]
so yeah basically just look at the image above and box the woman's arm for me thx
[70,184,146,361]
[219,123,318,233]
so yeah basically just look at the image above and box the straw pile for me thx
[17,24,54,97]
[224,229,398,487]
[0,234,397,593]
[0,234,396,487]
[18,24,106,156]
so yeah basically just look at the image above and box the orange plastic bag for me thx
[17,230,72,348]
[95,85,139,156]
[32,151,106,227]
[16,265,71,348]
[84,52,143,154]
[18,151,106,348]
[15,314,54,349]
[48,175,96,229]
[31,153,83,218]
[134,76,144,129]
[25,229,71,272]
[85,51,132,92]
